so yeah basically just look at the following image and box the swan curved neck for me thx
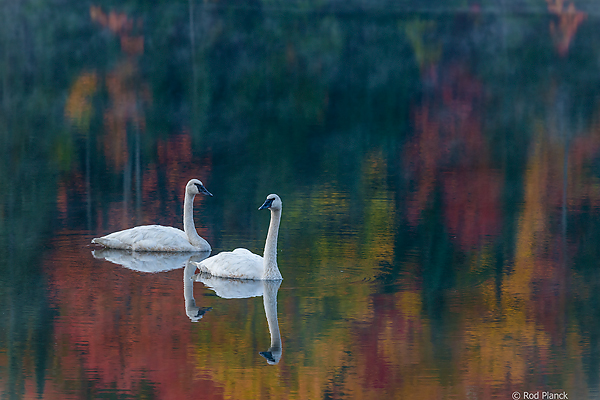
[183,191,204,247]
[263,208,282,280]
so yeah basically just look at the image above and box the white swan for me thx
[194,194,283,280]
[92,179,212,252]
[194,273,282,364]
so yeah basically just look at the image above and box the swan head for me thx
[186,305,212,322]
[258,194,282,211]
[186,179,213,197]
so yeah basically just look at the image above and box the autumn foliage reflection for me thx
[90,6,149,170]
[45,235,225,400]
[406,64,502,249]
[90,6,144,56]
[9,4,600,400]
[65,73,98,129]
[547,0,586,56]
[400,51,600,397]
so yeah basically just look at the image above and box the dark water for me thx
[2,1,600,399]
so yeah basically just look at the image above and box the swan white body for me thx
[194,194,283,281]
[92,179,212,252]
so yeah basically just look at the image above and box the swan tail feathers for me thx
[193,261,210,274]
[91,237,130,250]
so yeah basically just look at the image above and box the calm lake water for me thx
[2,1,600,399]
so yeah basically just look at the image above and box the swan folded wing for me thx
[195,248,264,280]
[92,225,198,252]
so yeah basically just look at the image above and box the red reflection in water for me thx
[44,234,224,399]
[443,168,503,248]
[405,64,503,248]
[55,132,213,238]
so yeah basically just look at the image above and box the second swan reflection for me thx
[188,264,283,364]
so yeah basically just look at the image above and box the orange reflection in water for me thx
[65,72,98,129]
[87,6,149,170]
[399,55,600,398]
[547,0,586,56]
[90,6,144,56]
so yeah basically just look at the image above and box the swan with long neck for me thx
[194,194,283,280]
[91,179,212,252]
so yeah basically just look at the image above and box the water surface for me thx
[2,1,600,399]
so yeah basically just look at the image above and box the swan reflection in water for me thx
[92,248,210,273]
[92,248,281,362]
[191,272,283,365]
[92,249,213,321]
[183,261,213,322]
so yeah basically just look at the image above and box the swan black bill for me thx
[259,198,274,210]
[196,183,213,197]
[259,351,277,364]
[196,307,212,318]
